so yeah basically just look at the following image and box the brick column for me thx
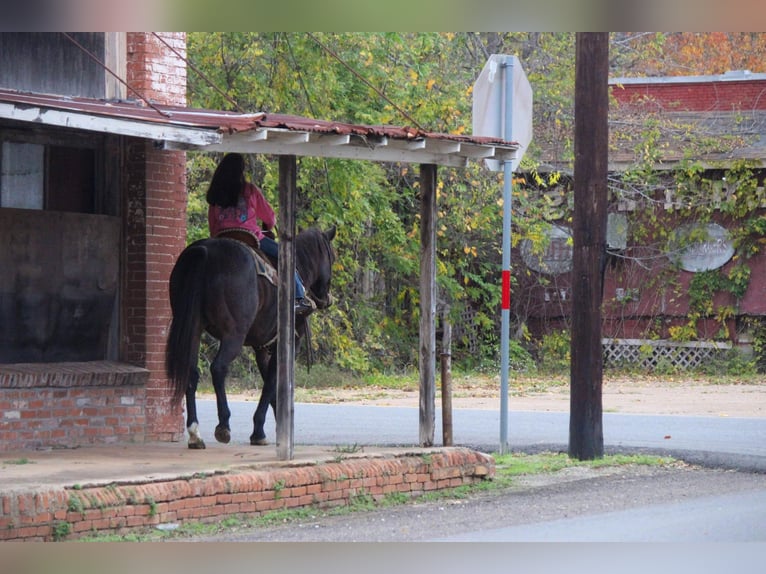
[124,33,188,441]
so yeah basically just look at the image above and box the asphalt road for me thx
[189,463,766,542]
[196,400,766,470]
[438,489,766,542]
[186,399,766,543]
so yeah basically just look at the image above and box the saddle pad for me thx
[217,235,278,286]
[251,249,278,285]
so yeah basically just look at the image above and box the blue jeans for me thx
[259,236,306,299]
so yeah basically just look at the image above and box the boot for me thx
[295,297,316,317]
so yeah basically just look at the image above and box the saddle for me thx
[215,229,278,285]
[216,228,259,250]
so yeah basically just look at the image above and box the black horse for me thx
[165,226,336,449]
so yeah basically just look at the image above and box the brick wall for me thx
[0,448,494,541]
[0,362,148,452]
[612,78,766,111]
[124,33,188,441]
[126,32,187,106]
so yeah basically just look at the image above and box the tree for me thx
[621,32,766,76]
[181,33,766,379]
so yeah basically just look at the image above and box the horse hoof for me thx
[214,427,231,444]
[250,436,269,446]
[187,422,205,449]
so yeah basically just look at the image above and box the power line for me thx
[151,32,245,113]
[283,33,333,195]
[305,32,425,131]
[61,32,170,118]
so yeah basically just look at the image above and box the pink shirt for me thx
[208,182,276,240]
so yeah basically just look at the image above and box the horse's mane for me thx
[296,227,334,271]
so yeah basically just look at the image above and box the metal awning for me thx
[0,88,518,168]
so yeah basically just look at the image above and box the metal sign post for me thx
[473,55,532,454]
[499,57,517,453]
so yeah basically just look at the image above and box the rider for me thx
[206,153,315,316]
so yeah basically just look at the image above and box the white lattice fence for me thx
[451,308,479,354]
[602,338,732,370]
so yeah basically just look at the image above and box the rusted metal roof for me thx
[0,88,518,168]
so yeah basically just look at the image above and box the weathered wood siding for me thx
[0,209,120,363]
[0,33,106,98]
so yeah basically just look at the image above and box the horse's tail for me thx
[166,243,207,404]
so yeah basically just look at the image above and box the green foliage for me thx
[2,458,32,465]
[679,265,751,340]
[52,521,71,541]
[185,32,510,373]
[536,330,570,373]
[698,348,757,377]
[182,33,764,376]
[509,339,536,374]
[494,451,674,478]
[67,495,85,514]
[146,496,158,518]
[751,320,766,374]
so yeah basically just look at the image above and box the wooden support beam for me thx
[419,163,437,447]
[276,155,297,461]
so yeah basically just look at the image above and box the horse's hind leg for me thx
[210,336,244,444]
[185,366,206,449]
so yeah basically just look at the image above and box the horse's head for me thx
[297,226,336,310]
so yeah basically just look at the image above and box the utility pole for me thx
[569,32,608,460]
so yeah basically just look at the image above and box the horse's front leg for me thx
[185,366,206,449]
[250,349,275,445]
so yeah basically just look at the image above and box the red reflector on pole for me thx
[501,269,511,310]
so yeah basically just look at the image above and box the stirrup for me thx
[295,297,316,316]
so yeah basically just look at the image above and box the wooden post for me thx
[419,163,437,447]
[276,155,297,461]
[440,307,453,447]
[569,33,608,460]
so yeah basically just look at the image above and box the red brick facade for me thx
[523,72,766,348]
[611,72,766,111]
[124,33,188,441]
[0,363,148,450]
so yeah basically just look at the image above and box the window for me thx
[0,138,100,214]
[0,129,118,363]
[0,142,44,209]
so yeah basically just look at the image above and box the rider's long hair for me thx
[206,153,246,208]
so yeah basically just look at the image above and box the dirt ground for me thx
[229,376,766,418]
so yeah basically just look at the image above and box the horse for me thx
[165,226,336,449]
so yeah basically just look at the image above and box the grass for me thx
[197,367,570,402]
[491,452,674,485]
[2,458,34,465]
[78,451,675,542]
[417,451,676,498]
[194,361,762,405]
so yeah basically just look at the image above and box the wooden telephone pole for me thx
[569,32,608,460]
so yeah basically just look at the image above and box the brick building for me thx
[0,33,188,450]
[610,70,766,113]
[519,70,766,367]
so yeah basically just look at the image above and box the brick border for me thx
[0,448,494,541]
